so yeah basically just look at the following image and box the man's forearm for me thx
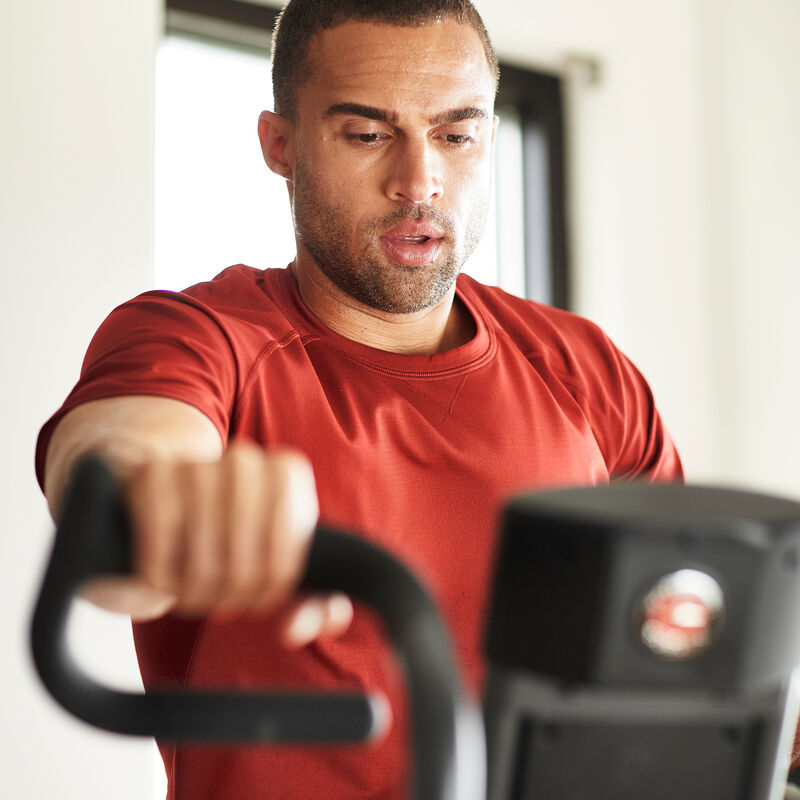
[43,395,224,520]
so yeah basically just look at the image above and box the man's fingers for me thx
[83,576,178,621]
[130,459,184,594]
[321,593,354,638]
[177,461,224,611]
[127,443,322,620]
[256,450,319,610]
[218,442,269,608]
[282,593,354,648]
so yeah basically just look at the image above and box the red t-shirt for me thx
[36,265,682,799]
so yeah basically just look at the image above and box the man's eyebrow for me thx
[324,103,398,124]
[429,107,490,126]
[323,103,490,127]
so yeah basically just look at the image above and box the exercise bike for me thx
[31,456,800,799]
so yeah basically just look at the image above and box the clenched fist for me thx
[45,397,353,647]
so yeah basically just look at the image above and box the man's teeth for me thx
[399,236,430,243]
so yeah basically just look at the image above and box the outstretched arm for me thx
[43,395,352,645]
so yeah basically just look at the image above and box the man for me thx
[36,1,682,797]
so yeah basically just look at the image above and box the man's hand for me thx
[125,442,353,647]
[44,396,353,647]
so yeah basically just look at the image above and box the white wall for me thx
[694,0,800,496]
[1,1,161,798]
[1,1,798,798]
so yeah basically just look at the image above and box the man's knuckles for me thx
[126,446,319,614]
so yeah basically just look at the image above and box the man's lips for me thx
[379,221,445,266]
[381,221,445,240]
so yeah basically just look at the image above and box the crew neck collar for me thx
[268,266,494,377]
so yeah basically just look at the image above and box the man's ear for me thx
[258,110,295,181]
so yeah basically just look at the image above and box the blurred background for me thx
[1,0,798,795]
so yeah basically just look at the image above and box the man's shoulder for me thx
[137,265,297,337]
[93,265,301,367]
[457,276,671,467]
[179,264,283,314]
[457,273,613,360]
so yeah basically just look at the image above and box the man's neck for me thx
[291,260,475,355]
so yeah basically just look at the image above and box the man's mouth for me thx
[398,235,432,244]
[379,222,445,266]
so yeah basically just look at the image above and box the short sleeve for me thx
[601,347,683,482]
[35,291,238,488]
[559,323,683,483]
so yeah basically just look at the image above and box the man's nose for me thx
[384,138,443,204]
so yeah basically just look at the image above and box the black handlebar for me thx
[31,456,480,800]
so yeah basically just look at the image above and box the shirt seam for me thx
[296,329,498,381]
[440,372,471,425]
[231,330,304,432]
[182,619,209,688]
[549,367,612,471]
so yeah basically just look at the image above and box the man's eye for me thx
[345,133,386,145]
[441,134,474,147]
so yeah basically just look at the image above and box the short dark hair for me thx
[271,0,500,121]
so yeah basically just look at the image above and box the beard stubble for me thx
[291,161,488,314]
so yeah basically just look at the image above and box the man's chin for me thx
[305,244,460,314]
[354,273,459,315]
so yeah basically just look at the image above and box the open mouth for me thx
[380,235,443,266]
[380,223,445,266]
[398,235,431,244]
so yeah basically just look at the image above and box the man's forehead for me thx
[299,19,495,115]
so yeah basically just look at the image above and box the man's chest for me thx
[231,347,608,556]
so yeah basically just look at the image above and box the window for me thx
[157,0,569,307]
[156,34,296,289]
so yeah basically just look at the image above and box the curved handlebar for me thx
[31,455,481,800]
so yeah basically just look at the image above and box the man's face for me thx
[288,20,497,314]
